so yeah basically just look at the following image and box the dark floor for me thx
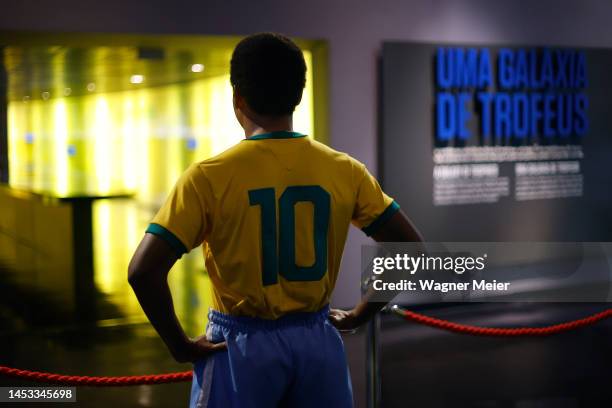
[1,300,610,407]
[0,323,192,407]
[375,303,612,408]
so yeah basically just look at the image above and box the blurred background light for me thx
[190,63,204,73]
[130,74,145,84]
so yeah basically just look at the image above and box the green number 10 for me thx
[248,185,330,286]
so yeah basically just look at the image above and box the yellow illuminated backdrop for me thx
[2,37,322,333]
[7,51,314,201]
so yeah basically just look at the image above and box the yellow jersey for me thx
[147,131,398,319]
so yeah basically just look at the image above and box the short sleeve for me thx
[352,162,400,236]
[146,164,209,257]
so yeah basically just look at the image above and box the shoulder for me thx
[313,139,371,174]
[308,138,363,168]
[179,142,249,188]
[306,139,373,187]
[191,140,254,172]
[207,140,253,162]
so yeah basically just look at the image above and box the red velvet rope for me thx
[391,305,612,337]
[0,366,192,386]
[1,307,610,386]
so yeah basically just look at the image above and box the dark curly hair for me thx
[230,32,306,116]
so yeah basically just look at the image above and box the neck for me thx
[242,115,293,138]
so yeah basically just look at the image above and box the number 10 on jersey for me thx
[249,186,330,286]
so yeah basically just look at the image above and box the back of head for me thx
[230,32,307,116]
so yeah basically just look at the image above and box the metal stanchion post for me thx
[364,274,381,408]
[366,311,381,408]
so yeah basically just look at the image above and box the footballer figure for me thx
[129,32,422,407]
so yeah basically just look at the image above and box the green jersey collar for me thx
[246,131,306,140]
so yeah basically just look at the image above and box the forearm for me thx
[129,273,188,356]
[329,287,388,331]
[350,297,387,326]
[352,209,424,324]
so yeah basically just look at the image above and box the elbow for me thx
[128,260,146,288]
[127,267,139,287]
[128,261,164,289]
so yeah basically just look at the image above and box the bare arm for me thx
[128,233,225,362]
[370,208,423,243]
[329,209,423,331]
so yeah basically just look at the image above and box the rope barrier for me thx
[1,307,610,386]
[0,366,192,386]
[391,305,612,337]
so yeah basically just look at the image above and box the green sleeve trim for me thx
[361,201,400,237]
[146,223,188,257]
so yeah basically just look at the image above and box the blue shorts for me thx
[189,305,353,408]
